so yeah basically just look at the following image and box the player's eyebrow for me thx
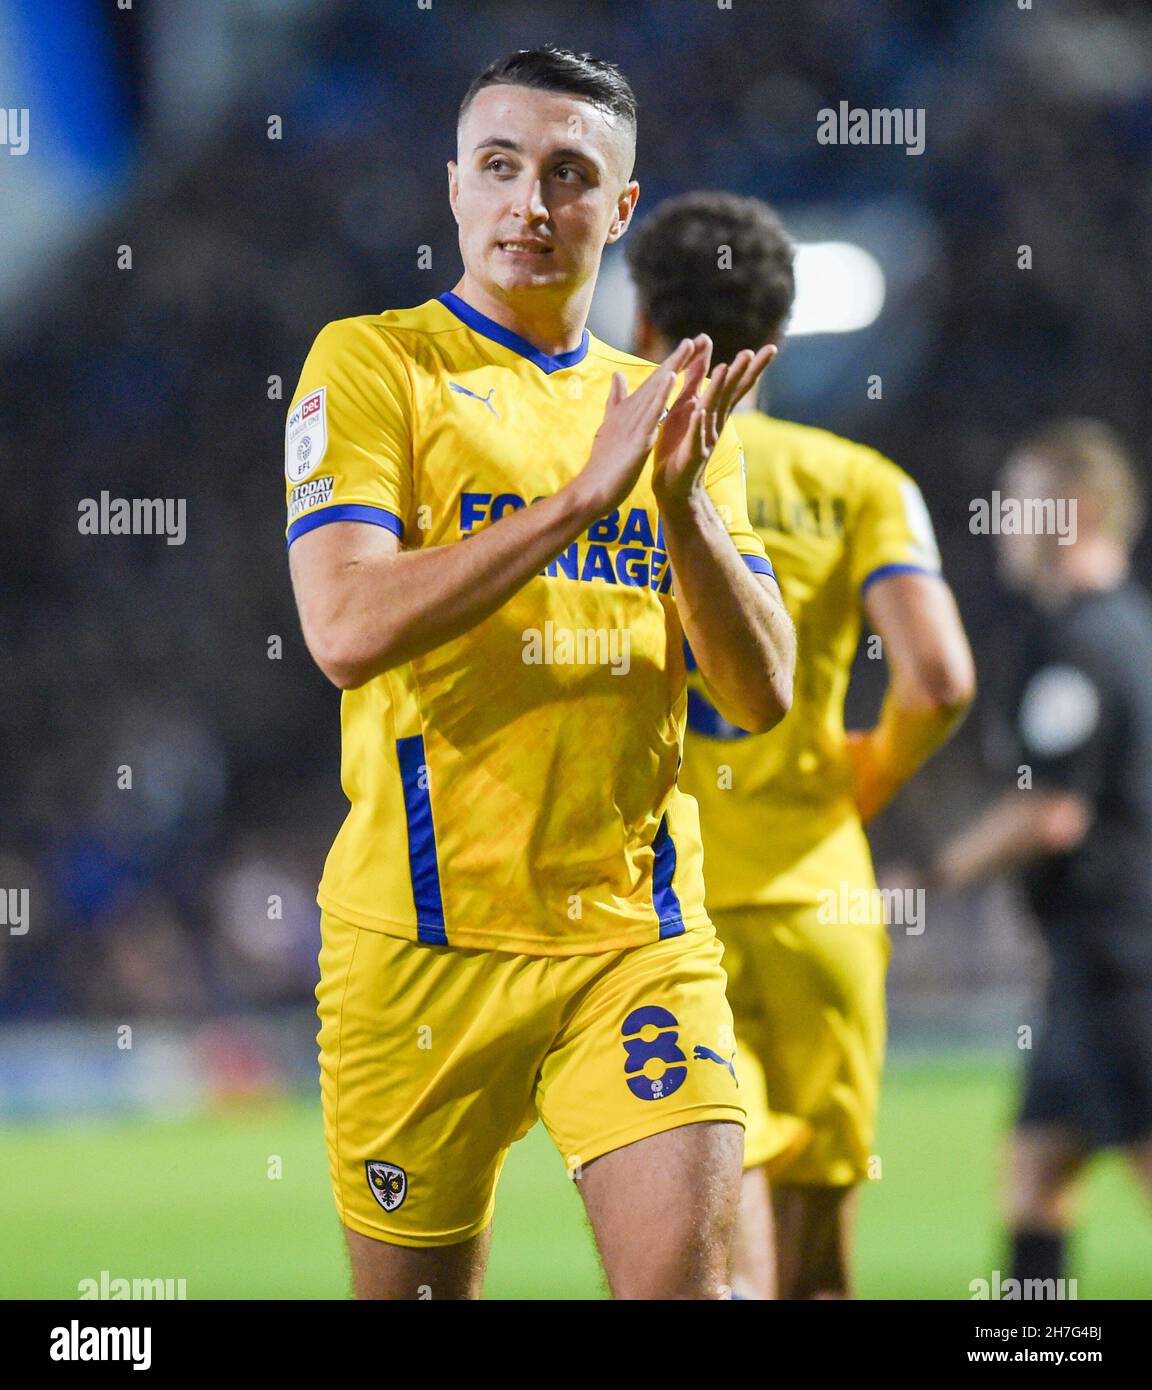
[550,146,600,167]
[473,136,521,153]
[473,137,601,168]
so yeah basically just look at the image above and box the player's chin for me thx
[491,248,563,281]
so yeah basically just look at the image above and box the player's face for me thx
[449,84,635,299]
[996,454,1058,593]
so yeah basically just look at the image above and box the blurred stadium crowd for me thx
[2,0,1150,1025]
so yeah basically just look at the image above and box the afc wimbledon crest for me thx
[366,1160,407,1212]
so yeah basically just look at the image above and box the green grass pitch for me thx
[1,1053,1146,1300]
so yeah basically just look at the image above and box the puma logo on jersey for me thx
[693,1044,737,1080]
[449,382,499,418]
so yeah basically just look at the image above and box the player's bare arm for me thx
[290,336,696,689]
[928,788,1092,890]
[846,571,977,822]
[654,336,795,733]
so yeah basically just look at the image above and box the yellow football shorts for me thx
[714,901,890,1187]
[316,909,745,1246]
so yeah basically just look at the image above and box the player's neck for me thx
[450,273,588,358]
[1038,542,1129,608]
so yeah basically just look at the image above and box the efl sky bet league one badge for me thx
[366,1160,407,1212]
[285,387,327,483]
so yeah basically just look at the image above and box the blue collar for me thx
[438,291,590,374]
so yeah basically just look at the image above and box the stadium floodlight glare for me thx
[787,241,886,336]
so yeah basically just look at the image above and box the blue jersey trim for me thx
[287,503,404,548]
[685,688,754,741]
[653,814,685,938]
[861,562,940,593]
[741,553,777,581]
[438,291,590,374]
[396,735,448,945]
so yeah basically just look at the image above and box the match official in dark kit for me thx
[929,418,1152,1288]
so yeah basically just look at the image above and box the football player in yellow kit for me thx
[285,52,796,1299]
[629,192,976,1298]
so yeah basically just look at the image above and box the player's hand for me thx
[845,728,894,825]
[651,336,777,509]
[845,728,877,822]
[575,337,697,517]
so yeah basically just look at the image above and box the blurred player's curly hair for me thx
[626,192,796,365]
[459,46,638,174]
[1012,417,1146,547]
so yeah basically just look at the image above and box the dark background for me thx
[2,0,1149,1031]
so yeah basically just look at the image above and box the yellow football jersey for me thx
[679,410,942,909]
[285,293,773,955]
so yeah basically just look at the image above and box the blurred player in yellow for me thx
[285,52,795,1299]
[629,192,977,1298]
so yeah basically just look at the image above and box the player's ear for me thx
[447,161,460,221]
[606,182,639,246]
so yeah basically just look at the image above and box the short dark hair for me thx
[458,46,638,174]
[626,192,796,363]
